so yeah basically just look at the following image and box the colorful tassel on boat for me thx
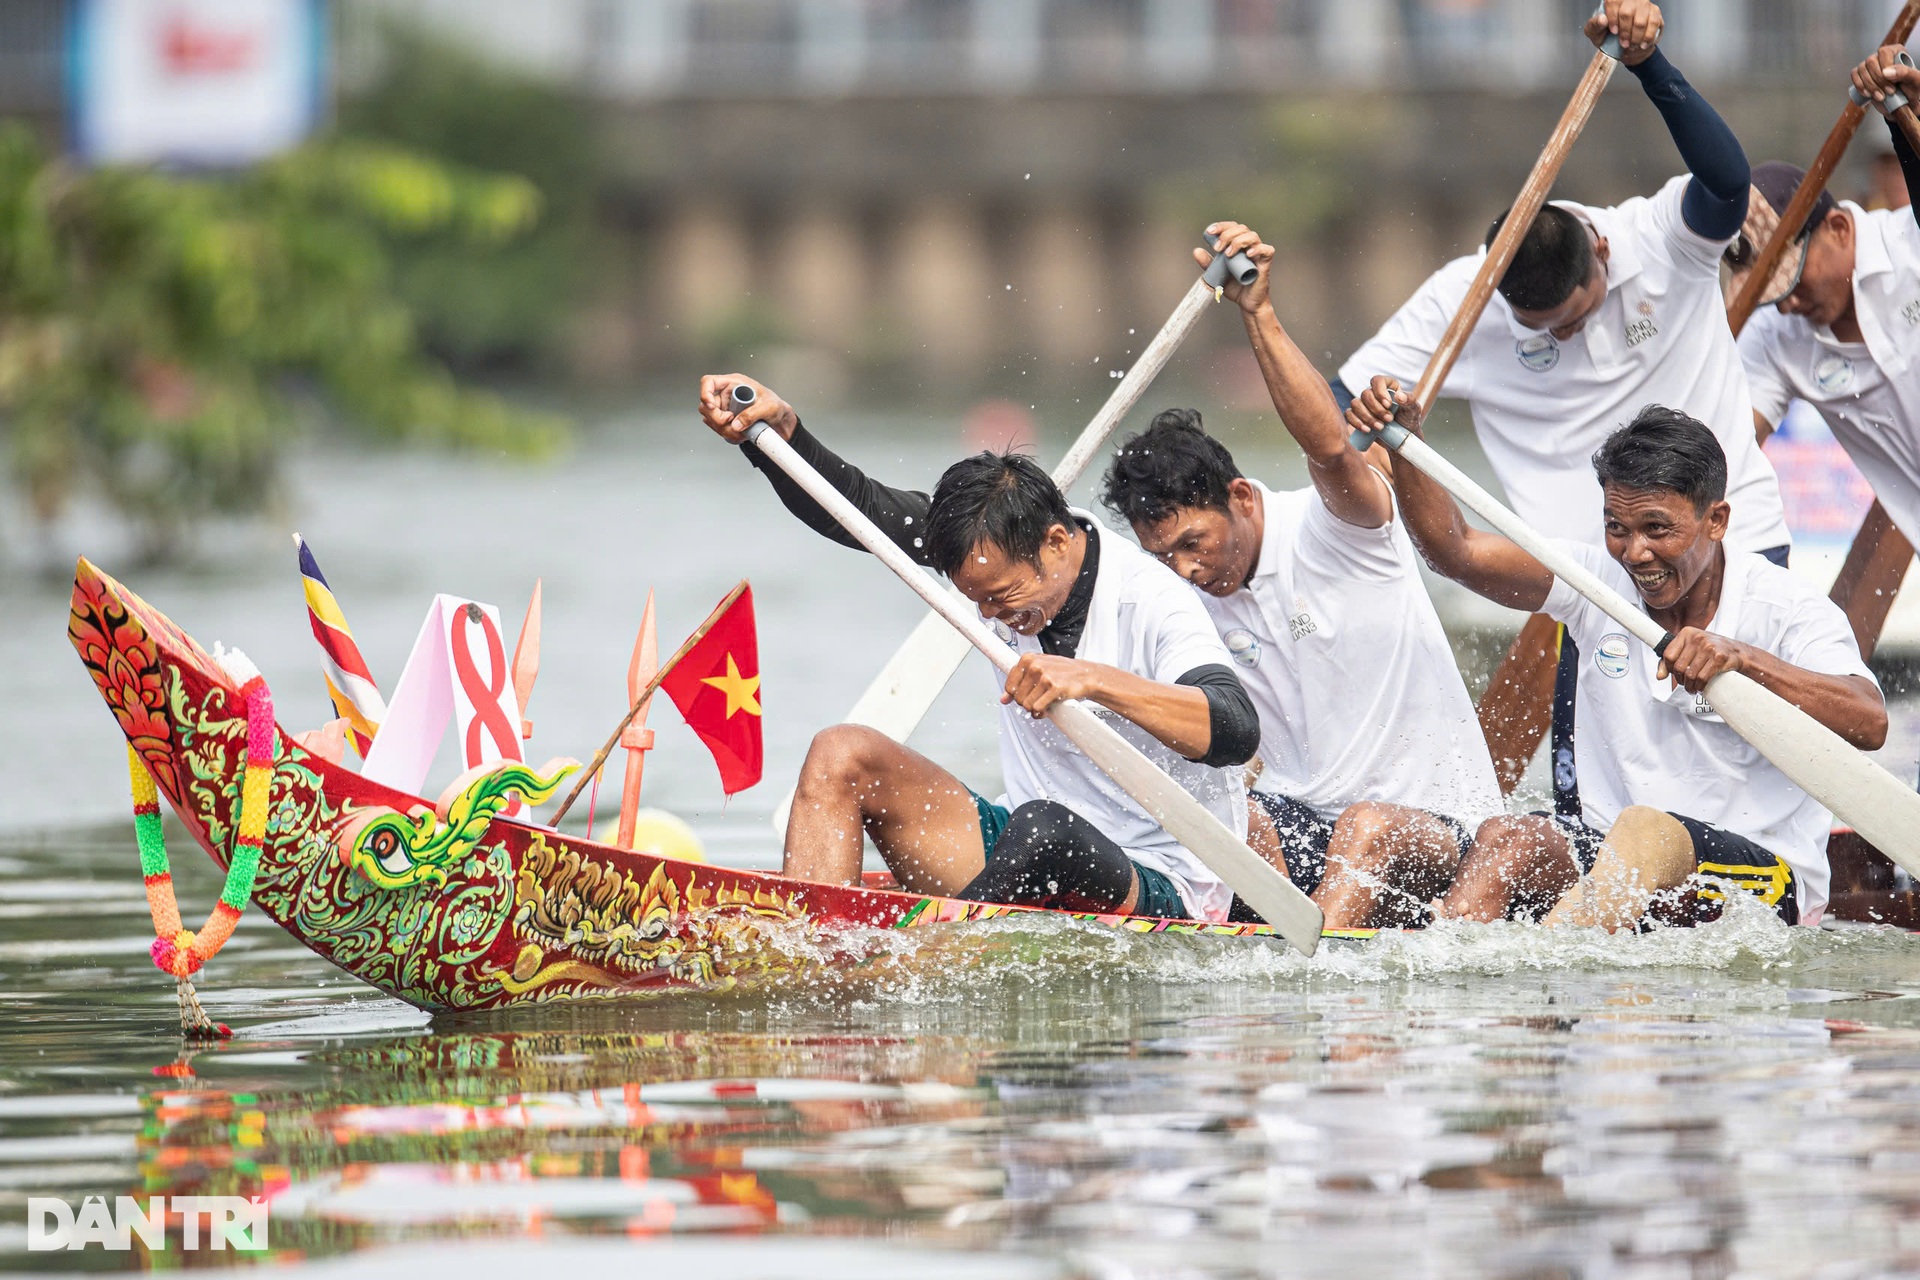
[128,648,275,1039]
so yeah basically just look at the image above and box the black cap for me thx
[1722,162,1838,305]
[1750,161,1837,239]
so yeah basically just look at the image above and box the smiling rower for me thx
[698,377,1259,922]
[1332,0,1790,810]
[1349,379,1887,929]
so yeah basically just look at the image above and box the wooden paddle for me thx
[1730,4,1920,662]
[739,414,1325,956]
[1362,47,1619,793]
[1360,418,1920,880]
[1728,1,1920,335]
[769,273,1223,836]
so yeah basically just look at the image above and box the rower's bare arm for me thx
[699,373,798,443]
[1002,654,1214,761]
[1201,221,1391,530]
[1346,374,1556,611]
[1656,629,1889,749]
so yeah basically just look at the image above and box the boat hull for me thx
[67,560,1293,1013]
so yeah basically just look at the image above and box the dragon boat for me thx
[69,558,1326,1015]
[68,560,1920,1016]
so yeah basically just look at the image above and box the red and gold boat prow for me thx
[68,559,1299,1013]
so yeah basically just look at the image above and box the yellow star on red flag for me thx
[700,653,762,719]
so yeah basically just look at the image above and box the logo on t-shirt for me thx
[1223,628,1261,668]
[1593,633,1631,679]
[1902,297,1920,327]
[1691,691,1714,716]
[1515,333,1560,372]
[1624,300,1659,348]
[1287,610,1317,641]
[1813,353,1854,394]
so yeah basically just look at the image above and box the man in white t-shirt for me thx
[1097,221,1505,929]
[1348,378,1886,928]
[1337,0,1790,808]
[699,375,1261,922]
[1738,59,1920,558]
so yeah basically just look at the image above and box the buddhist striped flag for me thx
[294,533,387,757]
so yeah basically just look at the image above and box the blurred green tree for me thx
[0,123,565,555]
[340,25,600,372]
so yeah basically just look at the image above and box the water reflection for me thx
[13,825,1920,1275]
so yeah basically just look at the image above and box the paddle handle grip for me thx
[1588,7,1621,59]
[1849,50,1915,114]
[1200,231,1258,290]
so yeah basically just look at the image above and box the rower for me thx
[1739,47,1920,579]
[1348,379,1886,929]
[1332,0,1790,807]
[697,378,1261,922]
[1099,221,1503,929]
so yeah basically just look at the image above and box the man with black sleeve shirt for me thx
[698,376,1261,922]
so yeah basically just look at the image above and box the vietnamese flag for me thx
[661,584,763,795]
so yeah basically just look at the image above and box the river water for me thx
[7,405,1920,1276]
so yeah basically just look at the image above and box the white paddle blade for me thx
[771,611,975,834]
[1706,670,1920,879]
[1048,699,1323,956]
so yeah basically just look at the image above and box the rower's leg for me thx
[959,800,1143,914]
[783,724,987,895]
[1435,815,1579,923]
[1544,806,1695,931]
[1313,801,1466,929]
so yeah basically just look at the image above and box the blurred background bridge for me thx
[1,0,1907,403]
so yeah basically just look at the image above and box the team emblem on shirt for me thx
[1223,628,1261,668]
[1813,353,1855,394]
[1902,297,1920,327]
[1624,299,1659,348]
[1286,599,1317,640]
[1515,333,1560,372]
[1593,633,1631,679]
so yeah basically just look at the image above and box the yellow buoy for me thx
[627,808,705,863]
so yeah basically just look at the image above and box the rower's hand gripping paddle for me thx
[732,384,1325,955]
[769,235,1236,838]
[1350,412,1920,882]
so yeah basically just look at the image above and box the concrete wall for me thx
[583,81,1877,395]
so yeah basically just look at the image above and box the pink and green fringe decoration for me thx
[127,648,274,1039]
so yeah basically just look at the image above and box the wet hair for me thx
[1099,409,1244,528]
[926,450,1076,574]
[1485,204,1594,312]
[1591,405,1728,513]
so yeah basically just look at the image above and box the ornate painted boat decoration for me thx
[68,558,1313,1014]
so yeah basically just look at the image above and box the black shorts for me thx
[1231,792,1471,915]
[1547,811,1799,925]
